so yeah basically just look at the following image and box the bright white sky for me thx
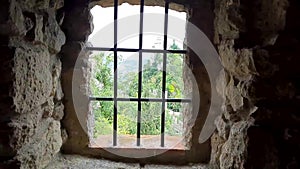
[88,4,187,98]
[88,3,187,50]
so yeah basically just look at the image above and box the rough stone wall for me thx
[184,0,215,163]
[0,0,65,168]
[246,0,300,168]
[0,0,298,168]
[90,0,185,12]
[60,0,93,153]
[211,0,299,169]
[54,0,300,168]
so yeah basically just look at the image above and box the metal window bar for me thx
[161,0,169,147]
[90,97,191,103]
[85,47,187,54]
[88,0,189,148]
[113,0,118,146]
[137,0,144,146]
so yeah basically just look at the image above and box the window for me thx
[60,0,219,164]
[88,0,190,150]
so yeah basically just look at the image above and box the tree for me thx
[90,40,184,137]
[90,53,114,137]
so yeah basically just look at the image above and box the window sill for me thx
[89,134,187,150]
[82,146,188,165]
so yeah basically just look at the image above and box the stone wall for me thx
[211,0,300,169]
[0,0,299,168]
[60,0,93,154]
[184,0,216,163]
[0,0,65,168]
[246,0,300,168]
[210,0,259,167]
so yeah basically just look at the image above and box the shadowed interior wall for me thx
[211,0,300,168]
[0,0,65,168]
[0,0,299,168]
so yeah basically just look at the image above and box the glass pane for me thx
[118,3,140,48]
[166,53,184,98]
[143,5,165,49]
[89,51,114,97]
[165,102,184,136]
[118,3,140,20]
[142,53,163,98]
[165,102,186,149]
[143,34,164,49]
[118,36,139,49]
[90,100,114,147]
[117,52,139,98]
[117,101,138,147]
[88,5,114,48]
[167,11,186,50]
[141,102,161,148]
[167,38,185,50]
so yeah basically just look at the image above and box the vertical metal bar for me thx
[137,0,144,146]
[113,0,118,146]
[161,0,169,147]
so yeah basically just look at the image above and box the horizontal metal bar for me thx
[86,47,186,54]
[89,97,191,103]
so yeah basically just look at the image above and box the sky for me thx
[88,3,187,50]
[88,3,187,77]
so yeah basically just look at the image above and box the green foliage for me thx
[94,115,112,137]
[90,41,185,138]
[90,52,113,97]
[117,102,137,134]
[141,102,161,135]
[118,114,137,134]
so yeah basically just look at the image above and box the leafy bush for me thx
[90,42,185,137]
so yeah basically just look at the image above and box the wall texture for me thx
[211,0,300,169]
[60,0,93,154]
[0,0,65,168]
[0,0,299,168]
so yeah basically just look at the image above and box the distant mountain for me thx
[118,53,161,80]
